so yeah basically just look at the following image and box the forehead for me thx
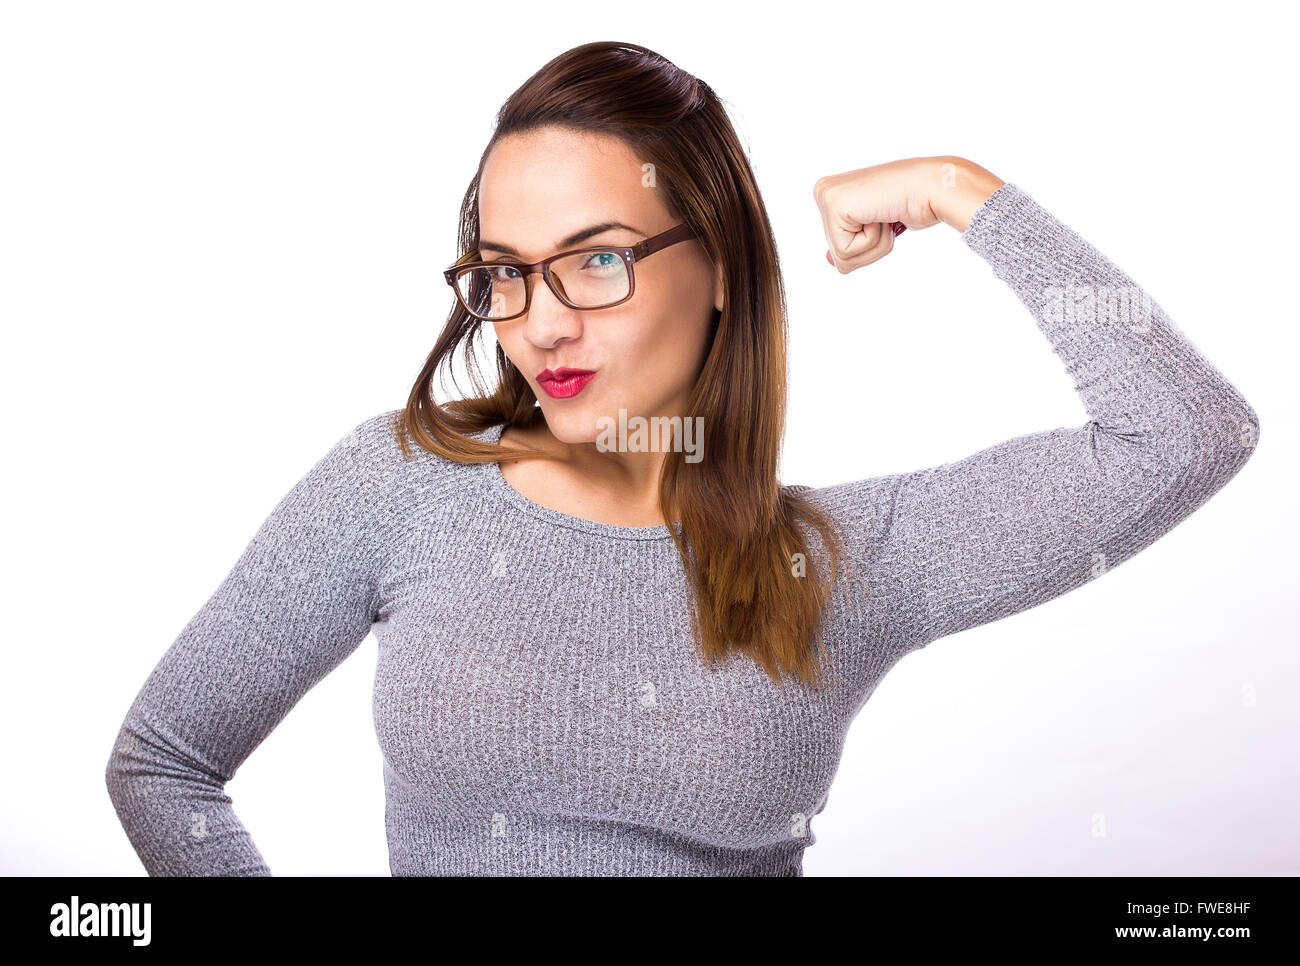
[478,127,666,252]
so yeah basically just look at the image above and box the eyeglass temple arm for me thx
[631,223,698,260]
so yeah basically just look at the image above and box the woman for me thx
[105,41,1259,876]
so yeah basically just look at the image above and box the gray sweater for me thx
[104,183,1259,876]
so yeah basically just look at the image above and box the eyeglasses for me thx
[442,223,697,322]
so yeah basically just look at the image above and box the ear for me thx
[713,262,725,314]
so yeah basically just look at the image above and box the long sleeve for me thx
[105,413,396,875]
[808,182,1259,654]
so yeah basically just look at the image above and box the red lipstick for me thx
[537,367,596,399]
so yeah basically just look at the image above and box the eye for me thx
[487,264,522,281]
[582,251,624,274]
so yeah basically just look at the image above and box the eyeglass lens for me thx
[456,250,630,319]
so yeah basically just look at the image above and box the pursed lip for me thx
[537,367,596,382]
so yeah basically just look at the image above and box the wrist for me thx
[929,157,1006,233]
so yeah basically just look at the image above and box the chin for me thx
[536,407,602,445]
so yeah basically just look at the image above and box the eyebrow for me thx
[477,221,646,258]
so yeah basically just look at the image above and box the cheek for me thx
[492,328,527,369]
[617,311,707,389]
[624,281,701,352]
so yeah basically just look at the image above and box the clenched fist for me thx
[813,156,1005,273]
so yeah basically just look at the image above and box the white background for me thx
[2,0,1294,876]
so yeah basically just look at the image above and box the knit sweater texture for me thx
[105,183,1259,875]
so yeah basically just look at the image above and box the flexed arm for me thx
[808,159,1258,652]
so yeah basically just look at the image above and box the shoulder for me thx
[289,410,497,551]
[335,407,500,493]
[787,473,903,529]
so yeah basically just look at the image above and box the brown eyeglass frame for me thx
[443,222,698,321]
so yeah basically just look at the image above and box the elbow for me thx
[1125,390,1259,505]
[1239,400,1261,454]
[1202,393,1259,479]
[1167,391,1260,496]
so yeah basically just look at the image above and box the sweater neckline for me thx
[480,421,681,542]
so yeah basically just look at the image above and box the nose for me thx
[520,271,584,348]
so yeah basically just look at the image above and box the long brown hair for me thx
[396,40,860,688]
